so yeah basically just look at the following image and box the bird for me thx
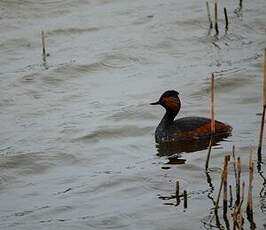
[150,90,232,143]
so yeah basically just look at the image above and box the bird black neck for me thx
[159,110,177,127]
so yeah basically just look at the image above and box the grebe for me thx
[151,90,232,143]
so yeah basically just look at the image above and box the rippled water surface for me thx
[0,0,266,229]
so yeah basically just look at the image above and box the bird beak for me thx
[150,101,160,105]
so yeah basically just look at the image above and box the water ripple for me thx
[73,125,153,143]
[48,27,100,36]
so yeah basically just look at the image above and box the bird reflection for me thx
[155,135,230,165]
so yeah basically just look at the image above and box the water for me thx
[0,0,266,229]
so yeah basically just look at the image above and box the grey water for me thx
[0,0,266,229]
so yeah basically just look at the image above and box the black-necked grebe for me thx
[151,90,232,143]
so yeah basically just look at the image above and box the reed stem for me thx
[223,155,229,217]
[41,30,46,62]
[205,74,215,170]
[176,180,180,205]
[239,208,243,229]
[257,48,266,160]
[206,137,212,171]
[239,181,245,228]
[229,185,233,207]
[232,146,237,186]
[183,190,188,209]
[247,146,253,212]
[215,169,224,210]
[206,1,213,29]
[233,181,245,228]
[247,146,255,228]
[224,8,229,31]
[264,48,266,105]
[211,74,215,134]
[236,157,241,206]
[214,1,219,35]
[239,0,243,10]
[232,207,238,229]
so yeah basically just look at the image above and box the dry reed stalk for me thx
[232,146,238,202]
[224,8,228,31]
[247,162,255,227]
[231,145,240,208]
[229,185,233,207]
[257,48,266,160]
[239,208,243,229]
[223,212,230,230]
[258,107,266,162]
[232,206,238,230]
[239,0,243,10]
[247,146,255,224]
[205,74,215,170]
[176,180,180,205]
[41,31,46,62]
[183,190,188,209]
[233,181,245,229]
[206,1,213,29]
[211,74,215,134]
[264,48,266,105]
[240,181,245,210]
[214,1,219,35]
[236,157,241,206]
[215,169,224,211]
[213,208,221,229]
[232,146,237,180]
[223,155,229,216]
[239,181,245,228]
